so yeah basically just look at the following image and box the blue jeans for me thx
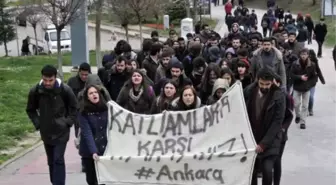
[308,86,316,111]
[44,142,67,185]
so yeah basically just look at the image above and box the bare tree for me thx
[150,0,168,29]
[107,0,134,42]
[23,6,45,55]
[183,0,191,18]
[37,0,84,80]
[128,0,154,43]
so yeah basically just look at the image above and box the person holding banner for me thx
[116,69,155,114]
[79,85,108,185]
[243,68,286,185]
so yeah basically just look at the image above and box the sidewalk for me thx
[1,5,335,185]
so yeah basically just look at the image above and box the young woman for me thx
[218,58,232,69]
[308,49,325,116]
[206,78,230,105]
[220,68,236,87]
[116,70,155,114]
[235,60,253,89]
[199,63,221,104]
[79,85,108,185]
[170,86,202,111]
[150,80,178,114]
[126,59,139,72]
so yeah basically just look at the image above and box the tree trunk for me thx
[139,22,143,45]
[4,35,8,57]
[185,0,191,18]
[193,0,198,20]
[33,26,39,55]
[124,25,129,42]
[56,29,64,81]
[312,0,316,5]
[95,0,103,68]
[15,25,20,56]
[155,17,159,30]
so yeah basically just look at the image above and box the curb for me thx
[0,139,43,170]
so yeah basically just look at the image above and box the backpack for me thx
[34,83,69,115]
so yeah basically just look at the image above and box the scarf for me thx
[82,98,107,114]
[129,87,144,102]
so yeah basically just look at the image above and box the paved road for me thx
[0,24,142,57]
[0,4,335,185]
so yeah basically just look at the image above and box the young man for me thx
[244,68,286,185]
[26,65,78,185]
[290,48,317,129]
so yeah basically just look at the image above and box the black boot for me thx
[295,117,300,124]
[300,123,306,129]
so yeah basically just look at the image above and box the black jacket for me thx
[244,83,286,157]
[26,79,78,144]
[290,59,317,92]
[314,23,328,42]
[67,75,86,97]
[103,69,129,101]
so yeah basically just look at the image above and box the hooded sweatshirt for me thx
[206,78,230,105]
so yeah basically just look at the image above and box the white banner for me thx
[96,82,257,185]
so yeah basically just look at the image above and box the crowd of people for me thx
[25,2,331,185]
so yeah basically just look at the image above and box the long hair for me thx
[177,86,198,109]
[200,63,221,92]
[81,85,106,114]
[123,69,152,99]
[158,80,178,110]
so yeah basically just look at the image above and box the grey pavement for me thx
[1,4,336,185]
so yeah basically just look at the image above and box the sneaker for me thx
[300,123,306,129]
[309,110,314,116]
[295,117,300,124]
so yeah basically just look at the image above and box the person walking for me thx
[26,65,78,185]
[313,18,328,58]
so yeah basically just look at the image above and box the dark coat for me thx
[290,59,317,92]
[103,69,129,101]
[79,111,108,157]
[314,23,328,42]
[67,75,86,97]
[244,82,286,157]
[26,79,78,144]
[142,56,160,82]
[116,85,155,114]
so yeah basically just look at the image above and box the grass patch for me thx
[245,0,335,46]
[0,154,14,165]
[0,55,84,151]
[35,51,110,66]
